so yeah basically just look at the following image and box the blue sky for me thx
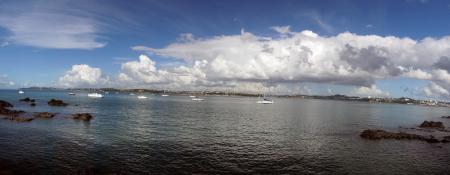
[1,0,450,99]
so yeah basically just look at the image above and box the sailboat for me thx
[161,89,169,97]
[257,93,274,104]
[192,96,204,101]
[88,93,103,98]
[137,95,148,99]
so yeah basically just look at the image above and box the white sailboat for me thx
[88,93,103,98]
[192,96,204,101]
[137,95,148,99]
[257,93,274,104]
[161,89,169,97]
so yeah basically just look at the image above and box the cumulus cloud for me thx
[351,85,390,97]
[58,64,108,87]
[54,28,450,98]
[133,29,450,89]
[424,82,449,97]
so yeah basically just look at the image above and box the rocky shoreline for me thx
[361,119,450,144]
[0,99,93,122]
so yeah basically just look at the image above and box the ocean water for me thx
[0,89,450,174]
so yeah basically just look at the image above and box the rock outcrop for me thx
[419,121,444,129]
[0,100,13,108]
[72,113,93,121]
[360,129,448,143]
[19,97,35,103]
[34,112,55,119]
[48,99,68,106]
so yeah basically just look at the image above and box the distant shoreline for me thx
[4,87,449,108]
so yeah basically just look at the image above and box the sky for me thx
[1,0,450,99]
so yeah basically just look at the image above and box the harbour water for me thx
[0,90,449,174]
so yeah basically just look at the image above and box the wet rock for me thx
[72,113,93,121]
[34,112,55,119]
[0,108,24,116]
[360,129,426,140]
[425,136,440,143]
[19,97,35,103]
[0,100,13,108]
[442,116,450,119]
[3,116,33,122]
[360,129,449,143]
[419,121,445,129]
[48,99,68,106]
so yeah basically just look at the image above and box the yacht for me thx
[18,90,24,94]
[257,93,274,104]
[88,93,103,98]
[161,89,169,96]
[257,98,274,104]
[68,92,76,95]
[192,96,205,101]
[137,95,148,99]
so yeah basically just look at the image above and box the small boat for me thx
[257,93,274,104]
[88,93,103,98]
[137,95,148,99]
[18,90,24,94]
[161,89,169,96]
[257,98,274,104]
[192,97,204,101]
[189,95,196,98]
[130,93,135,96]
[68,92,76,95]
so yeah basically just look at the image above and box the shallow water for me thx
[0,89,450,174]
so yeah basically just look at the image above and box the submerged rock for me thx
[19,97,35,103]
[0,100,13,108]
[360,129,448,143]
[30,103,36,107]
[34,112,55,119]
[48,99,68,106]
[3,116,33,122]
[419,121,445,129]
[72,113,93,121]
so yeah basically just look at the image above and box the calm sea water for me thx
[0,89,450,174]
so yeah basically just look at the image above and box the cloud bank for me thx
[60,27,450,98]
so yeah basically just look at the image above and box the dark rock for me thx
[30,103,36,107]
[442,116,450,119]
[3,116,33,122]
[0,100,13,108]
[34,112,55,119]
[48,99,68,106]
[19,97,35,103]
[0,108,24,116]
[419,121,445,129]
[361,129,450,144]
[360,129,426,140]
[72,113,93,121]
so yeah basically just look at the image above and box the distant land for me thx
[16,87,450,108]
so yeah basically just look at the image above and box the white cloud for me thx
[270,25,292,36]
[0,74,14,87]
[351,85,390,97]
[0,12,105,49]
[58,64,108,87]
[54,28,450,98]
[424,82,449,97]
